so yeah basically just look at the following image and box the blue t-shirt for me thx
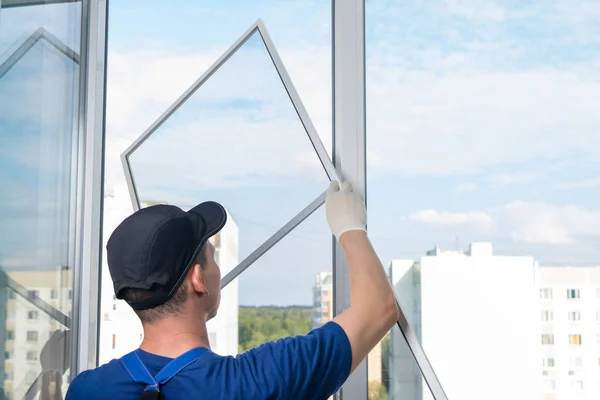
[66,321,352,400]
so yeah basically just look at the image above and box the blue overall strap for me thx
[154,347,208,385]
[121,347,208,393]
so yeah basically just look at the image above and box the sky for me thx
[1,0,600,306]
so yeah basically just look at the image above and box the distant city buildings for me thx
[99,191,240,364]
[538,266,600,400]
[312,271,383,386]
[389,242,600,400]
[1,268,72,399]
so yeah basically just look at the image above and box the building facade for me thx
[390,243,540,400]
[390,243,600,400]
[538,267,600,400]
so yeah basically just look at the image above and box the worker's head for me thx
[106,201,227,324]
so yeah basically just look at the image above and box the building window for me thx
[26,351,37,361]
[540,288,553,300]
[27,311,38,320]
[28,290,39,298]
[113,304,117,311]
[50,289,57,299]
[569,334,582,345]
[4,351,10,360]
[541,310,553,321]
[4,371,12,381]
[542,334,554,345]
[112,334,116,350]
[596,288,600,298]
[8,291,16,300]
[26,331,38,342]
[596,311,600,322]
[568,311,581,322]
[567,289,580,299]
[6,330,14,340]
[571,380,584,390]
[542,358,555,368]
[570,357,583,368]
[543,379,556,391]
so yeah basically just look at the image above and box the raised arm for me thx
[232,181,399,399]
[327,180,400,374]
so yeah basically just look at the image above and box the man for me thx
[66,181,399,399]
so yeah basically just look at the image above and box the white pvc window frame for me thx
[71,0,108,376]
[332,2,448,399]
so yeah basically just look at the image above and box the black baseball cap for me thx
[106,201,227,310]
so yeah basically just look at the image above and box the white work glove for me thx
[325,180,367,240]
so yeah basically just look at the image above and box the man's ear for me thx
[189,264,209,297]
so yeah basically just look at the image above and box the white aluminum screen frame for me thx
[121,19,340,288]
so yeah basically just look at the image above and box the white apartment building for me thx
[312,272,333,329]
[1,268,72,399]
[99,188,239,365]
[538,267,600,400]
[312,271,382,385]
[389,243,540,400]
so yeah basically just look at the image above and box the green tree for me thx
[238,306,312,352]
[368,381,389,400]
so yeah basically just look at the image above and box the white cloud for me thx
[455,183,477,192]
[444,0,506,21]
[553,177,600,191]
[409,209,493,230]
[366,68,600,177]
[504,201,600,245]
[484,172,536,186]
[408,201,600,247]
[104,39,332,196]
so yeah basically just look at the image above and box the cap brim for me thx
[186,201,228,244]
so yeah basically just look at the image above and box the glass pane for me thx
[101,0,331,367]
[0,2,82,399]
[128,30,329,262]
[367,1,600,399]
[236,206,331,350]
[378,327,435,400]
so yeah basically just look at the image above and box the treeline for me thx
[237,305,391,400]
[238,305,312,352]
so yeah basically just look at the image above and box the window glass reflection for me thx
[0,2,82,398]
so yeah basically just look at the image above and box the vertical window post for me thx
[332,0,367,398]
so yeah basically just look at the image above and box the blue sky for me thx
[2,0,600,306]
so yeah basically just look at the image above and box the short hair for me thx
[121,244,209,323]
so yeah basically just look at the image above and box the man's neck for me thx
[139,317,211,359]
